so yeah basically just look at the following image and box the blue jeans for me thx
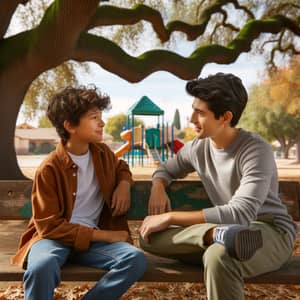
[24,239,147,300]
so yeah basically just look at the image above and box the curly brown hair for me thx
[47,85,111,144]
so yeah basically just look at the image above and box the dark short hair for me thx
[47,85,111,144]
[186,73,248,127]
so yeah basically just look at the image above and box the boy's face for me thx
[189,98,225,140]
[69,107,105,144]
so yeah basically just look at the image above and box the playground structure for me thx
[114,96,183,166]
[114,127,142,158]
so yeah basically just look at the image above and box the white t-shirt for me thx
[68,149,104,228]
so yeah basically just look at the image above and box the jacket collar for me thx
[56,142,104,169]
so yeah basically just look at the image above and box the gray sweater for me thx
[153,129,298,247]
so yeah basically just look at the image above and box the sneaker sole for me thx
[232,229,263,261]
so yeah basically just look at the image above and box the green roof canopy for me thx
[128,96,164,116]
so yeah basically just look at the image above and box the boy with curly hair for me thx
[12,86,146,300]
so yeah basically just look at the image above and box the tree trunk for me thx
[296,141,300,163]
[0,1,100,180]
[0,100,26,180]
[0,64,35,179]
[283,147,289,159]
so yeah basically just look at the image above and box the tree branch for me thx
[0,30,34,70]
[230,0,255,19]
[268,29,300,67]
[267,2,300,16]
[0,1,24,39]
[72,15,300,83]
[219,9,240,32]
[30,0,100,66]
[210,10,239,43]
[88,0,241,42]
[88,4,169,42]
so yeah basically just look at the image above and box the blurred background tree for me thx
[173,108,181,130]
[105,113,144,141]
[240,56,300,159]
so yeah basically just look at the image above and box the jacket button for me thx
[72,164,76,168]
[73,192,76,196]
[73,173,76,176]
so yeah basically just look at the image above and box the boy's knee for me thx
[130,248,147,271]
[26,254,61,278]
[123,247,147,276]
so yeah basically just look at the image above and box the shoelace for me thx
[214,228,226,243]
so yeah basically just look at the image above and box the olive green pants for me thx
[140,222,293,300]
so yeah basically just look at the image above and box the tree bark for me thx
[0,64,34,179]
[296,141,300,163]
[0,0,100,180]
[282,146,290,159]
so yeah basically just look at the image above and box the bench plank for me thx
[0,180,299,220]
[2,252,300,284]
[1,220,300,284]
[0,180,299,284]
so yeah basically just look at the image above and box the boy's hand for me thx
[92,229,130,243]
[148,182,171,215]
[111,180,131,217]
[139,213,171,243]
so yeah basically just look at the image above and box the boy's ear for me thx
[63,120,76,134]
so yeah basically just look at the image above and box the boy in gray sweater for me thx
[140,73,297,300]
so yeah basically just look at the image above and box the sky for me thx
[77,52,265,129]
[12,1,267,129]
[17,51,265,128]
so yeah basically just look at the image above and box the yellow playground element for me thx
[114,127,143,158]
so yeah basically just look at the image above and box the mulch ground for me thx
[1,221,300,300]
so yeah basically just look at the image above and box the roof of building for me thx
[16,123,35,129]
[15,128,112,142]
[15,128,60,141]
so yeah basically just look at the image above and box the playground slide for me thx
[114,130,132,158]
[146,144,162,165]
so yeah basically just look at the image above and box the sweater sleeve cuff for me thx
[74,226,94,251]
[152,172,173,186]
[203,207,222,224]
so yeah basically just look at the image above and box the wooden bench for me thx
[0,180,300,284]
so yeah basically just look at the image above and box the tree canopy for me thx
[240,57,300,158]
[1,0,300,179]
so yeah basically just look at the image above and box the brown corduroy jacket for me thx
[11,142,133,268]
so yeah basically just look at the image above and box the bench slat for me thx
[2,252,300,284]
[0,180,299,219]
[1,220,300,284]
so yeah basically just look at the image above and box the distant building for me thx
[15,126,60,155]
[15,123,113,155]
